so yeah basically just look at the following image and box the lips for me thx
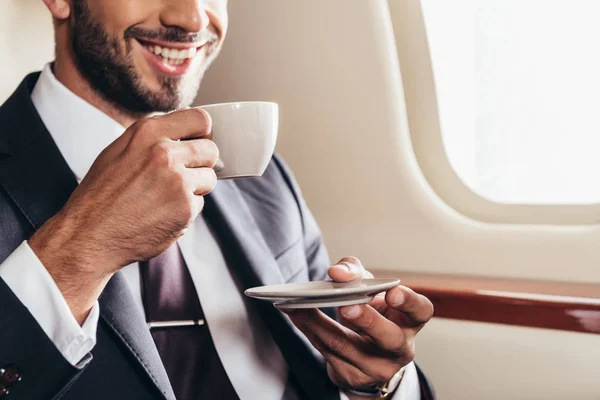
[135,38,205,77]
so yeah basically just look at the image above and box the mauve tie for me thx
[139,243,240,400]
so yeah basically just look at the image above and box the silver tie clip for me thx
[147,319,205,329]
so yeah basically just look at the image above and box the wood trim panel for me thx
[372,271,600,334]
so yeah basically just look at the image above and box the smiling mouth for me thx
[136,38,204,66]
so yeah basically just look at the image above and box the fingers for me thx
[339,304,412,359]
[325,353,374,390]
[287,309,362,364]
[368,292,387,311]
[127,107,212,144]
[288,309,380,369]
[157,108,213,140]
[169,139,220,168]
[185,167,218,196]
[385,286,434,327]
[328,256,373,283]
[287,309,404,386]
[191,195,206,220]
[326,354,399,390]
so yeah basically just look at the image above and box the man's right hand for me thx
[28,108,218,323]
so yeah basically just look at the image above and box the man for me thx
[0,0,435,399]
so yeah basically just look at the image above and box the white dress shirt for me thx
[0,64,419,400]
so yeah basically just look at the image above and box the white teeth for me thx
[143,41,199,64]
[161,58,184,66]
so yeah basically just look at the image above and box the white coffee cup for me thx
[198,102,279,180]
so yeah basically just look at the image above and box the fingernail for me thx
[338,262,351,272]
[392,291,405,307]
[214,158,224,172]
[341,305,362,319]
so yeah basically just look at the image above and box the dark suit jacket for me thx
[0,74,434,399]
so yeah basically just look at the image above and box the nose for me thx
[160,0,210,33]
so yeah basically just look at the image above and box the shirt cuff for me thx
[0,241,99,367]
[389,362,421,400]
[339,362,421,400]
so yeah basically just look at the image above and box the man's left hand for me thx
[285,256,433,395]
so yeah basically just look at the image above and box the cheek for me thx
[89,0,160,51]
[208,0,229,35]
[90,0,156,26]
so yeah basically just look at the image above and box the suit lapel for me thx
[0,74,174,399]
[99,274,175,400]
[0,74,78,230]
[0,125,77,231]
[204,181,340,400]
[205,181,286,287]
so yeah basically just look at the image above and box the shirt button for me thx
[0,364,21,385]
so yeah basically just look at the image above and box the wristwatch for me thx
[344,367,406,398]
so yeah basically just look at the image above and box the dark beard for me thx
[70,1,206,113]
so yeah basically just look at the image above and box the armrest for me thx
[373,270,600,334]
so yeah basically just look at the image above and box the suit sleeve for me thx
[0,242,96,398]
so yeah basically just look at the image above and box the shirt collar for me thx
[31,63,126,181]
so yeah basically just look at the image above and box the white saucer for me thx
[273,293,376,309]
[244,278,400,308]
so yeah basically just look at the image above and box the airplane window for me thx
[421,0,600,205]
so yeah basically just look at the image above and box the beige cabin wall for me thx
[0,0,53,102]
